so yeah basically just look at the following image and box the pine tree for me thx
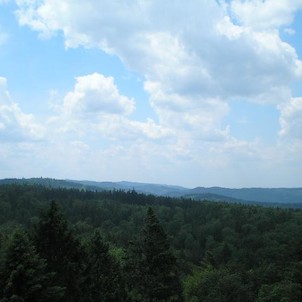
[0,229,63,302]
[33,201,84,302]
[126,207,183,302]
[84,231,126,302]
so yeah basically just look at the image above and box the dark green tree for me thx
[126,207,183,302]
[0,229,63,302]
[184,267,250,302]
[84,231,126,302]
[33,201,84,302]
[256,281,302,302]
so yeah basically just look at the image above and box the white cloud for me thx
[49,72,173,143]
[95,115,174,142]
[145,81,230,141]
[14,1,302,110]
[7,0,302,186]
[279,97,302,140]
[63,73,135,117]
[230,0,302,31]
[0,77,44,141]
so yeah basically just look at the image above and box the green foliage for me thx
[0,229,63,302]
[33,201,85,302]
[83,231,126,302]
[0,184,301,301]
[256,281,302,302]
[126,207,183,302]
[184,267,251,302]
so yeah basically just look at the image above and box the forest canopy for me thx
[0,184,301,301]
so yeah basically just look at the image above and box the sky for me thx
[0,0,302,188]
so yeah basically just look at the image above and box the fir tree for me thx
[33,201,84,302]
[84,231,126,302]
[126,207,183,302]
[0,229,63,302]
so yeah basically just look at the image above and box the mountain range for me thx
[1,178,301,208]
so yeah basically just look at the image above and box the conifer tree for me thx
[0,229,63,302]
[84,231,126,302]
[33,201,84,302]
[126,207,183,302]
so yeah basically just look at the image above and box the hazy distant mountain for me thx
[67,179,187,196]
[1,178,301,207]
[188,187,302,204]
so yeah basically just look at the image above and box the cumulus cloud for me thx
[95,115,174,142]
[63,73,135,117]
[230,0,302,31]
[14,0,302,99]
[0,77,43,141]
[49,72,173,143]
[8,0,302,186]
[14,0,302,154]
[279,97,302,140]
[13,1,302,114]
[145,81,230,141]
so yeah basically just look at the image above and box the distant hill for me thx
[0,178,301,208]
[0,178,86,190]
[69,179,187,196]
[187,187,302,204]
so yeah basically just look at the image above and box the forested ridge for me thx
[1,178,302,207]
[0,184,301,301]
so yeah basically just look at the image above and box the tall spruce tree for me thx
[84,231,126,302]
[0,229,63,302]
[33,201,84,302]
[126,207,183,302]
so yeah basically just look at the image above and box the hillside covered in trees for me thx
[0,184,301,301]
[1,178,302,207]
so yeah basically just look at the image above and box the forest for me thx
[0,184,301,301]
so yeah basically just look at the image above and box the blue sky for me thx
[1,0,302,188]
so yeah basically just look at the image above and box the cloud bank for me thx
[1,0,302,186]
